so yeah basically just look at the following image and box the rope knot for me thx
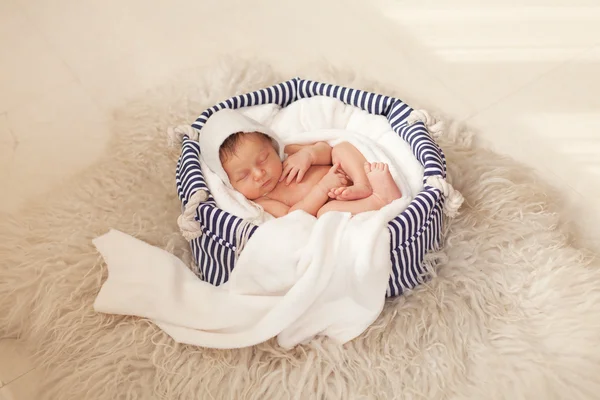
[426,176,464,218]
[407,109,444,139]
[167,125,200,147]
[177,189,208,241]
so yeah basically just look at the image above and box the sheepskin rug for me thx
[1,59,600,400]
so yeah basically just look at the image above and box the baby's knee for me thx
[331,141,352,163]
[332,141,352,154]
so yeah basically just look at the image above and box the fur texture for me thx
[1,58,599,400]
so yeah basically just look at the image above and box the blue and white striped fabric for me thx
[175,78,447,297]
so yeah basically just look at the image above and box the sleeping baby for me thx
[199,108,402,218]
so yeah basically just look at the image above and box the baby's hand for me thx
[280,149,314,185]
[317,163,349,195]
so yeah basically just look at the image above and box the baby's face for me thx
[222,134,282,200]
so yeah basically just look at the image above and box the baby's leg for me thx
[329,142,372,201]
[318,162,402,217]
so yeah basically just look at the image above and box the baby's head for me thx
[220,131,283,200]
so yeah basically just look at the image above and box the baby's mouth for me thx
[261,179,272,188]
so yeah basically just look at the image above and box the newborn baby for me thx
[200,108,402,218]
[221,131,402,218]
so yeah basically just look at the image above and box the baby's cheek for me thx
[273,162,283,179]
[242,184,260,200]
[232,182,247,196]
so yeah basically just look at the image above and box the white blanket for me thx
[93,194,409,349]
[92,96,424,349]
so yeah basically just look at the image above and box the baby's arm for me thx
[256,189,328,218]
[257,164,348,218]
[288,185,330,217]
[289,163,348,217]
[281,142,333,184]
[284,142,332,165]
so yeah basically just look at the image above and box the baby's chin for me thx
[260,179,278,196]
[244,181,277,200]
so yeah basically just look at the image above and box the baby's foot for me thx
[331,182,372,201]
[365,162,402,206]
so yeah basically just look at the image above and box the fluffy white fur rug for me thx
[1,59,599,400]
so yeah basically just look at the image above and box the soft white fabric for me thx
[93,192,410,349]
[204,96,424,224]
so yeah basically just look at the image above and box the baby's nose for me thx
[252,169,266,180]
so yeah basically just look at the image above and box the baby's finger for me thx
[279,166,287,181]
[286,168,298,185]
[280,163,292,182]
[296,168,307,183]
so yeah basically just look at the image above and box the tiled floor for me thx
[1,0,599,397]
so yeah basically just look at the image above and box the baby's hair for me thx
[219,131,272,163]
